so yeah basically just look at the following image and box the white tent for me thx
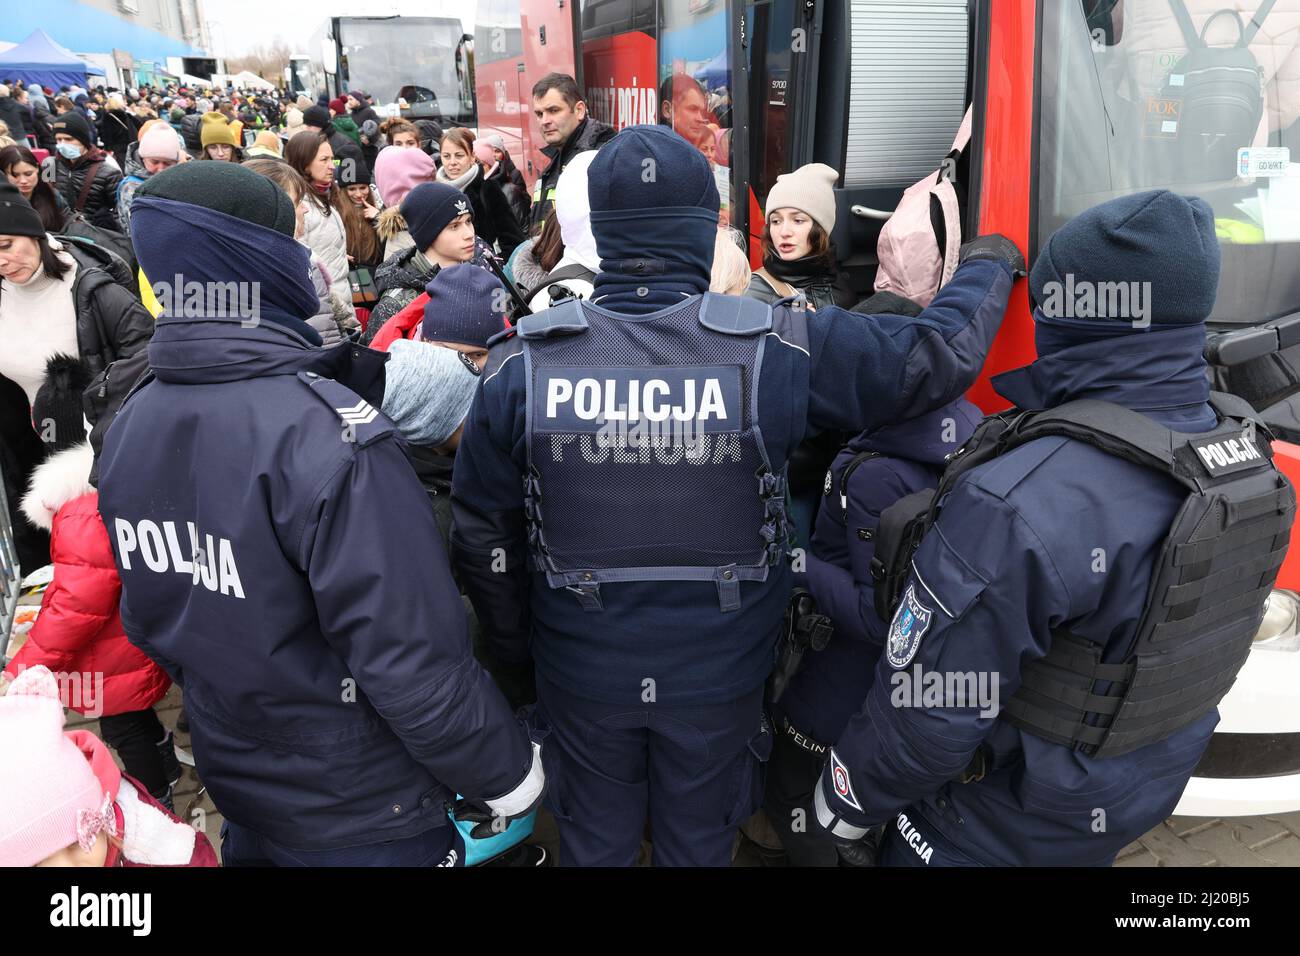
[179,73,213,88]
[229,70,274,91]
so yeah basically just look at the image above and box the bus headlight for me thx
[1254,590,1300,651]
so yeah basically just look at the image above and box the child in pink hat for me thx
[0,666,218,867]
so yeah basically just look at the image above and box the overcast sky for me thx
[202,0,463,56]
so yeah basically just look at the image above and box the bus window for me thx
[659,0,734,221]
[335,16,477,127]
[580,0,659,133]
[1037,1,1300,328]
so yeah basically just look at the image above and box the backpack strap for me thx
[75,160,102,213]
[756,268,799,301]
[543,263,597,286]
[1166,0,1203,48]
[1243,0,1277,46]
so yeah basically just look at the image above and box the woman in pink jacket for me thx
[0,356,180,808]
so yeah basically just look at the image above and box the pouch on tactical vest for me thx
[870,392,1295,758]
[516,293,805,612]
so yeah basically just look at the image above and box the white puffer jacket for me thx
[299,198,358,330]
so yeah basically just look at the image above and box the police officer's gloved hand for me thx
[958,234,1027,278]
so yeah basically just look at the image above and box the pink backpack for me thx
[873,108,973,307]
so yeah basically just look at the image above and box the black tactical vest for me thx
[871,392,1295,757]
[517,293,801,612]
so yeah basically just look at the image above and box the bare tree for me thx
[226,40,293,84]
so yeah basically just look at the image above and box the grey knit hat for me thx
[381,339,480,447]
[764,162,839,234]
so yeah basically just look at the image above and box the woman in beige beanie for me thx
[744,162,855,310]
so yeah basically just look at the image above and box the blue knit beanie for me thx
[1029,190,1220,328]
[402,182,474,251]
[420,264,508,349]
[586,125,718,303]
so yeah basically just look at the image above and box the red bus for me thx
[469,0,1300,816]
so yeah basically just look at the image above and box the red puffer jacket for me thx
[4,443,171,716]
[367,291,429,352]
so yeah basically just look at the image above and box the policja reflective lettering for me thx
[113,518,246,599]
[895,811,934,864]
[536,365,743,433]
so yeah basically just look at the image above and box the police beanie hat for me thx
[136,160,297,236]
[765,163,839,235]
[200,111,239,148]
[402,182,473,251]
[1029,189,1220,326]
[381,339,480,448]
[0,182,46,238]
[31,355,92,455]
[421,264,508,349]
[587,124,718,216]
[51,111,92,148]
[302,105,330,130]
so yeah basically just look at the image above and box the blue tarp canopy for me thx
[0,30,104,90]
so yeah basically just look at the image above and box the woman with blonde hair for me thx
[436,126,522,258]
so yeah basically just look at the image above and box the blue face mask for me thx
[56,141,82,161]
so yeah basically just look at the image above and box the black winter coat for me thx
[100,109,139,162]
[464,169,523,259]
[529,116,615,231]
[0,96,31,139]
[54,150,124,233]
[486,162,529,230]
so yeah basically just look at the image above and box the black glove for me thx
[958,234,1027,278]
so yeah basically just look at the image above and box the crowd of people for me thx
[0,60,1285,871]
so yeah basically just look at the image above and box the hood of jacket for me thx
[122,141,146,181]
[146,313,386,408]
[375,204,408,241]
[21,442,94,532]
[845,398,984,466]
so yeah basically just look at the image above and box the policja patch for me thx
[886,583,932,669]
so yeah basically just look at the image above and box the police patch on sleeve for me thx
[886,583,933,669]
[829,749,863,812]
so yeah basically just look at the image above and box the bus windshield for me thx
[1036,0,1300,326]
[336,16,476,126]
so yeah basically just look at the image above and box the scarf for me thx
[437,163,479,192]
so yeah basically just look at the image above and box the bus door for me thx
[741,0,973,291]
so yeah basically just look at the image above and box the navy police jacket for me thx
[450,258,1014,707]
[781,399,982,747]
[97,315,535,851]
[818,329,1223,866]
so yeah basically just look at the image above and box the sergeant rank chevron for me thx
[337,399,379,426]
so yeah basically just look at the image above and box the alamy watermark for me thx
[1038,273,1151,329]
[889,664,1000,719]
[151,274,262,328]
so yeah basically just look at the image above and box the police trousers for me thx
[534,673,770,866]
[220,820,459,867]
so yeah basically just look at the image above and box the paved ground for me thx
[62,683,1300,866]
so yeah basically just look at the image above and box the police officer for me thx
[97,162,543,866]
[811,190,1294,865]
[450,124,1023,866]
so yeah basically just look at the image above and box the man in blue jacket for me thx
[97,162,543,867]
[811,190,1278,866]
[450,125,1022,866]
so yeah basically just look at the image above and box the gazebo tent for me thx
[0,29,105,90]
[229,70,274,91]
